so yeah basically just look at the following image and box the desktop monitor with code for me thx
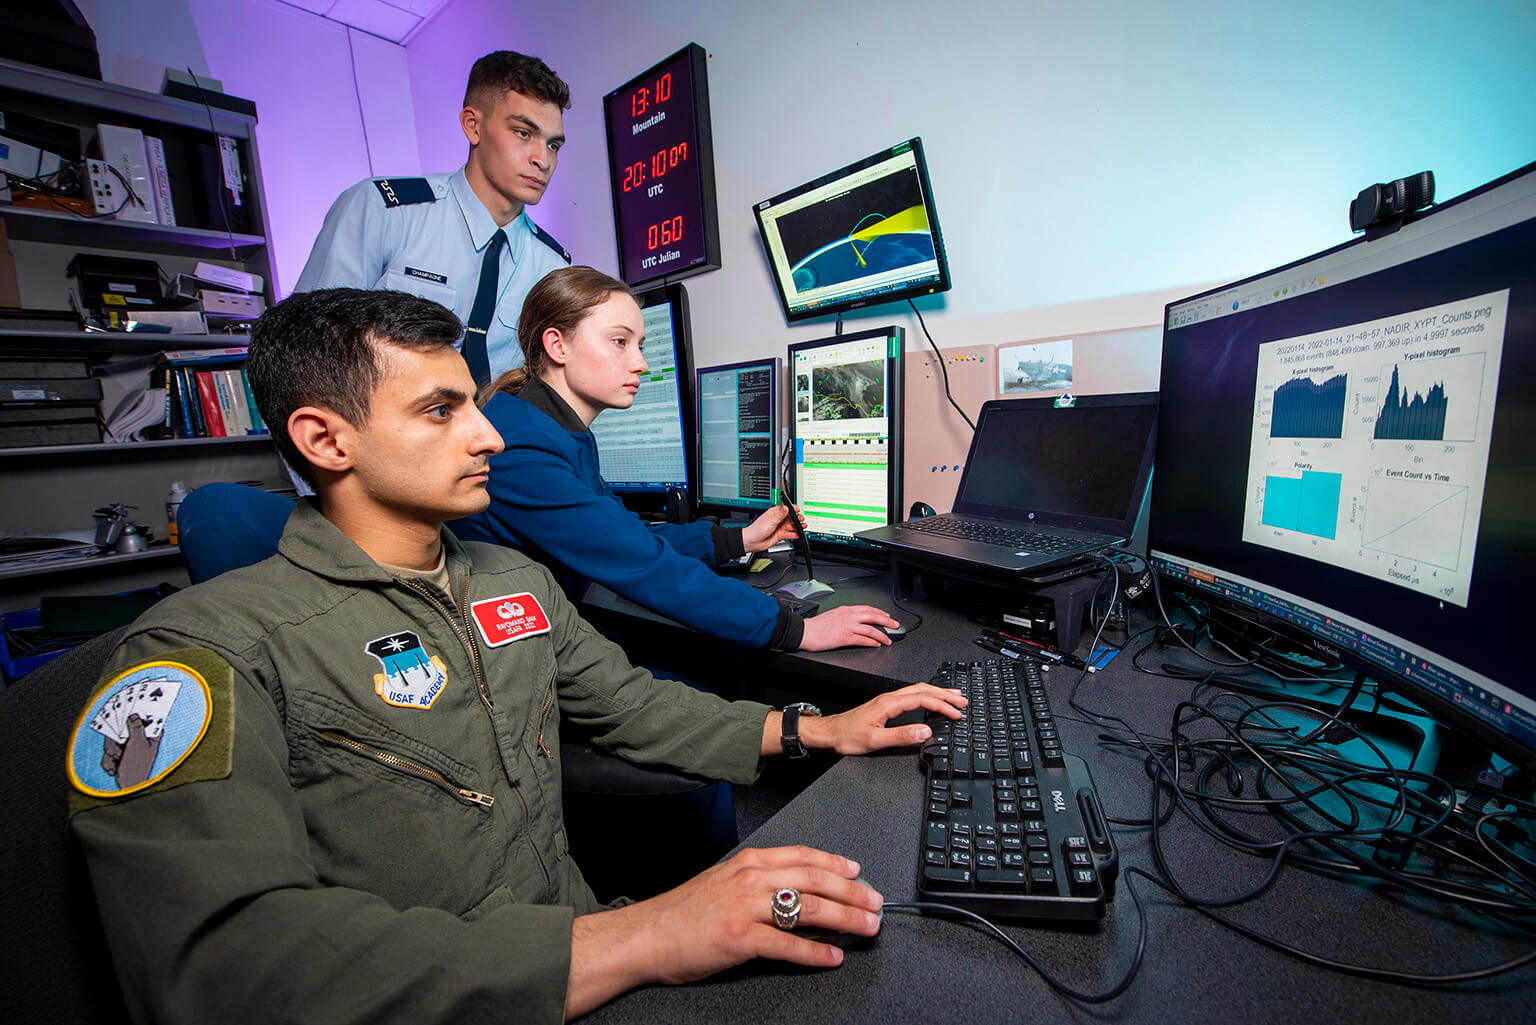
[696,358,779,513]
[787,327,904,558]
[588,282,696,516]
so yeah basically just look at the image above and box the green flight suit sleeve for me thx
[70,629,576,1025]
[539,578,773,785]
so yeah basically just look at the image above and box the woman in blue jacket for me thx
[452,265,898,651]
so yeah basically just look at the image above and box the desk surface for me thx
[582,558,1534,1023]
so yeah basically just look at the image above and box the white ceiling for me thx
[278,0,453,43]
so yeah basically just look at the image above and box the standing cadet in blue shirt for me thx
[294,51,573,388]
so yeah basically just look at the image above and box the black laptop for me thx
[856,392,1158,579]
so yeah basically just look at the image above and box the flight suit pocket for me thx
[380,270,459,311]
[288,697,503,915]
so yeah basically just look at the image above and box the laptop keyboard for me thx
[899,516,1082,553]
[916,658,1117,921]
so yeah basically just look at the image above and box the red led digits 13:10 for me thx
[629,72,673,118]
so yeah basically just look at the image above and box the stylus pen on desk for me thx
[974,637,1028,660]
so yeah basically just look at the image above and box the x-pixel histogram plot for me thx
[1271,373,1347,438]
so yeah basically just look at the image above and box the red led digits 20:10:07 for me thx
[621,143,690,193]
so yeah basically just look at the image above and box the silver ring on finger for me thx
[771,886,802,930]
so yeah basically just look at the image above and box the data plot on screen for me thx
[1270,373,1348,438]
[1242,289,1509,607]
[1361,476,1470,572]
[1373,352,1486,442]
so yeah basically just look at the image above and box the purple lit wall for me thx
[79,0,418,298]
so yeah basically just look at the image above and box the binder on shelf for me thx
[239,372,266,433]
[0,403,103,448]
[1,377,104,404]
[0,356,90,379]
[193,371,226,436]
[144,135,177,227]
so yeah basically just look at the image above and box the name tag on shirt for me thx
[470,593,552,647]
[404,266,448,284]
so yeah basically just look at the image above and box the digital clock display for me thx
[603,43,721,288]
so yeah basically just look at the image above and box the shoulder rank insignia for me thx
[365,630,449,709]
[527,218,572,263]
[372,177,437,208]
[69,659,216,799]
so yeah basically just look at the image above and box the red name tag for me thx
[469,593,552,647]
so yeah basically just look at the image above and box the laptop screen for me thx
[955,394,1159,531]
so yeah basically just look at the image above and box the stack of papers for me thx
[0,530,102,572]
[103,386,169,442]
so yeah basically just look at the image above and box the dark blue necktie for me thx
[463,228,506,389]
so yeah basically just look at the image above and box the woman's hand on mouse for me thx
[798,605,900,651]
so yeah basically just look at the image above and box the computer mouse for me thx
[908,501,936,519]
[881,623,907,641]
[798,876,883,948]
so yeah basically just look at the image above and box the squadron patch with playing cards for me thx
[68,650,234,807]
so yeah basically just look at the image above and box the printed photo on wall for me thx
[998,338,1074,394]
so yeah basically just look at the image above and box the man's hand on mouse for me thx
[566,847,880,1014]
[786,682,967,756]
[798,605,900,651]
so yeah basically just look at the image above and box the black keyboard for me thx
[916,659,1117,921]
[899,517,1083,553]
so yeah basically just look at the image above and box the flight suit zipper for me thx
[401,575,543,825]
[318,729,494,807]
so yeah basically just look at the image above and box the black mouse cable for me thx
[886,579,924,635]
[884,868,1149,1003]
[1130,869,1536,986]
[906,298,976,433]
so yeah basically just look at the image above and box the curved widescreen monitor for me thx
[754,138,950,323]
[588,282,695,508]
[788,326,904,553]
[696,357,779,514]
[1150,159,1536,773]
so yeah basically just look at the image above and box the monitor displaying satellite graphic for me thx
[754,138,950,323]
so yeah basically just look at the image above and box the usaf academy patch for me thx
[68,657,222,801]
[365,630,449,709]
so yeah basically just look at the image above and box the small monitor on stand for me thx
[783,325,905,594]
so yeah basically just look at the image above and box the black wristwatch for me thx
[780,702,821,759]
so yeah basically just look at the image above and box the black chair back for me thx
[0,629,132,1023]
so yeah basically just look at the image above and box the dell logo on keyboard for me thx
[1051,790,1066,813]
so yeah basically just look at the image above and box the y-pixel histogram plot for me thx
[1373,352,1486,442]
[1361,476,1469,571]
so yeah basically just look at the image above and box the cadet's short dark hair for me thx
[463,51,570,112]
[248,288,463,488]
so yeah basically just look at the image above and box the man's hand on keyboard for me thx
[798,605,900,650]
[801,682,968,755]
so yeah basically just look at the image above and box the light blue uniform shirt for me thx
[293,166,571,380]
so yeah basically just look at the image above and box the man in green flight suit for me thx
[66,287,966,1023]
